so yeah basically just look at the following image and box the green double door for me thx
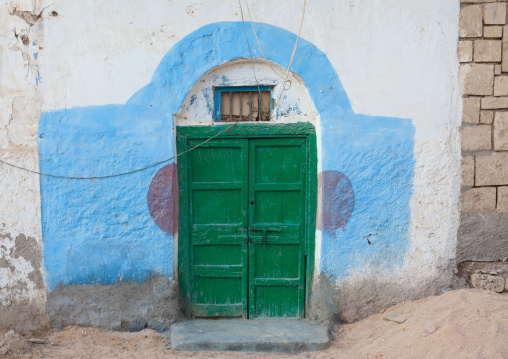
[184,137,307,318]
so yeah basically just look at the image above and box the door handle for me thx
[249,227,281,243]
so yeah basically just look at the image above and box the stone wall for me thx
[458,0,508,293]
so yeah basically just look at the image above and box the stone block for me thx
[484,3,507,25]
[458,261,508,280]
[476,152,508,185]
[461,187,497,212]
[494,112,508,150]
[462,156,475,186]
[480,110,494,124]
[498,186,508,212]
[495,64,502,75]
[463,97,481,124]
[460,125,492,151]
[460,64,494,96]
[474,40,502,62]
[484,26,503,38]
[457,212,508,262]
[481,96,508,109]
[502,26,508,72]
[460,5,483,38]
[470,273,505,292]
[459,41,473,62]
[494,76,508,96]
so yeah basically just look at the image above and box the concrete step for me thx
[169,318,331,353]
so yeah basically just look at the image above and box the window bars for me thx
[216,86,272,122]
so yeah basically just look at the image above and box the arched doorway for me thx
[175,59,318,318]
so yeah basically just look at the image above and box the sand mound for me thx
[15,289,508,359]
[333,289,508,359]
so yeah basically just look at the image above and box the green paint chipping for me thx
[177,123,317,318]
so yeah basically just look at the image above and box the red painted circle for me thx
[147,163,178,235]
[319,170,355,231]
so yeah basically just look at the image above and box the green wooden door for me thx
[248,138,306,318]
[184,136,307,318]
[187,139,249,317]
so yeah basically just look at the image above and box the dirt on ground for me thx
[2,289,508,359]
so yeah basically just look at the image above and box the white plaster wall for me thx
[0,0,50,327]
[176,59,318,124]
[0,0,461,321]
[40,0,461,295]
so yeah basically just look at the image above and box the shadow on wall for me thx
[38,22,414,293]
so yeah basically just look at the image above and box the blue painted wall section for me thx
[39,22,414,291]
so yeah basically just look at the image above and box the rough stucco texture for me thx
[39,22,414,292]
[47,276,181,331]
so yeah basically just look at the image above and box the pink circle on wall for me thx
[147,163,179,235]
[318,170,355,231]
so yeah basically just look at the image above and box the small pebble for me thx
[28,338,48,344]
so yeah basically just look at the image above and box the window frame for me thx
[214,86,273,121]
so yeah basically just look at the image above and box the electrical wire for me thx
[239,0,306,120]
[269,0,306,119]
[244,0,288,81]
[0,2,306,180]
[239,0,263,100]
[0,121,239,179]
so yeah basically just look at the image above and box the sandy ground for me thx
[2,289,508,359]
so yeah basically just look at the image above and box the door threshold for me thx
[170,318,330,353]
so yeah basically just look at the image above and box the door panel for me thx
[186,137,307,319]
[248,138,306,318]
[188,139,248,317]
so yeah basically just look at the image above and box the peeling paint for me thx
[9,7,44,27]
[0,232,44,306]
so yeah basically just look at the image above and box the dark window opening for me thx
[215,86,272,122]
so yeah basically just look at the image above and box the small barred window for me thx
[215,86,272,122]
